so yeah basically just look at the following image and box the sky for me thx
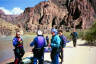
[0,0,47,15]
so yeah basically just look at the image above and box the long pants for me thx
[33,48,44,64]
[46,40,49,46]
[59,47,63,62]
[51,48,60,64]
[33,56,44,64]
[14,47,25,64]
[73,39,77,47]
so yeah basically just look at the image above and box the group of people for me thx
[12,28,78,64]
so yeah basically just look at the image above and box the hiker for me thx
[30,30,46,64]
[46,36,49,46]
[58,30,67,63]
[50,28,61,64]
[70,29,78,47]
[13,31,25,64]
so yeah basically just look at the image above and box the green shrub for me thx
[63,31,71,40]
[84,22,96,45]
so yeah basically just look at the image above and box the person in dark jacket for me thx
[70,29,78,47]
[50,28,61,64]
[46,36,49,46]
[30,30,46,64]
[13,31,25,64]
[58,30,67,63]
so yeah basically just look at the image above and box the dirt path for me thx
[63,39,96,64]
[1,39,96,64]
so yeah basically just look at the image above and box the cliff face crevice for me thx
[65,0,95,29]
[88,0,96,13]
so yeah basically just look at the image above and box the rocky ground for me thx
[1,39,96,64]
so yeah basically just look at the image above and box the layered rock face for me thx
[88,0,96,13]
[0,18,19,36]
[0,0,96,34]
[22,0,95,33]
[0,10,4,15]
[18,1,68,33]
[64,0,95,29]
[0,10,23,36]
[0,10,18,24]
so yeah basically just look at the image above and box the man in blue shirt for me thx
[30,30,46,64]
[70,29,78,47]
[13,31,25,64]
[58,30,67,64]
[50,28,61,64]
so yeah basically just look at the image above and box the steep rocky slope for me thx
[0,0,96,34]
[17,1,68,33]
[0,18,19,36]
[20,0,95,32]
[0,10,18,24]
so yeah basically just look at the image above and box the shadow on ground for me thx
[77,43,89,46]
[7,61,63,64]
[7,62,24,64]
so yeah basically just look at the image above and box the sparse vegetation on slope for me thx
[0,18,19,36]
[84,21,96,45]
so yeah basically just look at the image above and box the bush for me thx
[63,31,71,40]
[84,22,96,45]
[63,29,86,40]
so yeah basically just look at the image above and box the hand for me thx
[48,43,51,48]
[62,48,64,51]
[18,38,21,41]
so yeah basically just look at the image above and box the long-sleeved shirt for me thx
[30,36,46,48]
[13,37,23,48]
[70,32,78,40]
[51,35,61,48]
[59,35,67,48]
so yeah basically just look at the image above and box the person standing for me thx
[46,36,49,46]
[70,29,78,47]
[58,30,67,64]
[50,28,61,64]
[13,31,25,64]
[30,30,46,64]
